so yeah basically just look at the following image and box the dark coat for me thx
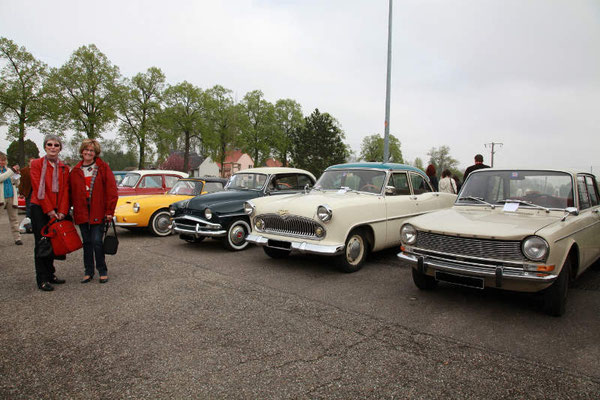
[69,157,118,225]
[30,158,70,215]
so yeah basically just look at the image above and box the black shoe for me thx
[15,240,23,245]
[49,276,66,284]
[81,276,92,283]
[99,276,109,284]
[38,282,54,291]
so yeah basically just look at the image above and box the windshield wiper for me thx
[458,196,496,209]
[497,199,550,213]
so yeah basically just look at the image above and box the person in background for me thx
[463,154,490,182]
[452,174,463,193]
[30,135,70,292]
[0,152,22,245]
[69,139,118,284]
[425,164,438,191]
[439,169,458,194]
[18,157,35,233]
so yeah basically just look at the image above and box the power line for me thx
[484,142,503,167]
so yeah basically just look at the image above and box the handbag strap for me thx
[41,218,58,237]
[104,218,118,238]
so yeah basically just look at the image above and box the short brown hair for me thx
[79,139,102,157]
[0,152,7,161]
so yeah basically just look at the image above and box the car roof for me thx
[124,170,188,176]
[180,177,228,183]
[471,168,596,178]
[234,167,316,178]
[326,162,425,174]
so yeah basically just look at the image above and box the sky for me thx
[1,0,599,172]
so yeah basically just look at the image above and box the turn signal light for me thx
[400,246,405,252]
[536,265,555,272]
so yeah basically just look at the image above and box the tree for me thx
[290,109,349,178]
[6,139,39,165]
[359,133,403,163]
[0,37,48,165]
[159,81,206,172]
[117,67,166,169]
[237,90,274,166]
[427,145,458,177]
[413,157,424,171]
[100,139,138,171]
[46,44,121,139]
[203,85,239,176]
[272,99,303,166]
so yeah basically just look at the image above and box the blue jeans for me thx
[79,223,107,277]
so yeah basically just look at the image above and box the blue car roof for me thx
[326,162,425,174]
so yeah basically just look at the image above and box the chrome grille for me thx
[258,214,323,240]
[415,231,525,262]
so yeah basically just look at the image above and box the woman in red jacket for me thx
[69,139,118,284]
[30,135,70,291]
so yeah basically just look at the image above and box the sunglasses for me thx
[46,143,61,148]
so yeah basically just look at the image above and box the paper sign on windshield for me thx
[503,202,519,212]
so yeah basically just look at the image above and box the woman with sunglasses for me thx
[30,134,70,291]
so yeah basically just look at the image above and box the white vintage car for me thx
[398,168,600,316]
[245,163,457,272]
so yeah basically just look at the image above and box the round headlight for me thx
[169,207,176,216]
[133,202,140,213]
[244,201,255,216]
[317,205,332,222]
[255,217,265,231]
[400,224,417,245]
[204,208,212,220]
[522,236,549,261]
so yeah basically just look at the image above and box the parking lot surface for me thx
[1,218,599,399]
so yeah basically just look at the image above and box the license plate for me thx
[267,239,292,250]
[435,271,484,290]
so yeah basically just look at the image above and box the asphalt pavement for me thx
[1,216,599,399]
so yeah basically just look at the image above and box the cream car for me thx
[245,163,457,272]
[398,168,600,316]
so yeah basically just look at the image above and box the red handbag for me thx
[42,218,83,256]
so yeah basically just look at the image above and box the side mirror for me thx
[565,207,579,216]
[385,185,397,195]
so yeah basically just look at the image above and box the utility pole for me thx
[383,0,393,163]
[484,142,503,167]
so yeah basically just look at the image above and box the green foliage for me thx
[237,90,274,166]
[100,139,138,171]
[272,99,303,166]
[427,146,458,178]
[0,37,48,165]
[359,133,403,163]
[117,67,166,168]
[6,139,39,166]
[413,157,424,171]
[45,44,121,139]
[203,85,239,175]
[290,109,349,178]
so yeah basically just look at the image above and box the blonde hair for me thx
[79,139,102,157]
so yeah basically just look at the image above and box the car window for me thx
[388,172,410,195]
[314,169,386,193]
[577,176,591,210]
[204,181,224,193]
[270,174,314,191]
[120,173,140,188]
[585,176,599,206]
[227,173,267,190]
[140,175,162,189]
[164,175,180,188]
[410,173,432,194]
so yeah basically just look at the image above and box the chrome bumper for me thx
[115,222,139,227]
[398,252,557,284]
[172,216,226,237]
[246,234,344,256]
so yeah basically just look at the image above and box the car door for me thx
[408,172,441,213]
[384,172,418,247]
[573,174,600,268]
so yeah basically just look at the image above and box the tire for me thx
[149,209,173,237]
[412,267,438,290]
[337,229,369,273]
[264,246,291,259]
[543,257,571,317]
[179,234,205,243]
[223,219,251,251]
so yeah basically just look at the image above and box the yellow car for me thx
[115,177,227,236]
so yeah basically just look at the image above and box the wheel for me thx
[179,234,205,243]
[149,209,173,237]
[543,257,571,317]
[264,246,291,259]
[337,229,369,273]
[411,267,438,290]
[223,219,251,251]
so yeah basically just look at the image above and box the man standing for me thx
[0,152,22,245]
[463,154,490,182]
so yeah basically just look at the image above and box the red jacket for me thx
[69,157,118,225]
[30,157,70,215]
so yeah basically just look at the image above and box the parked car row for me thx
[114,164,600,317]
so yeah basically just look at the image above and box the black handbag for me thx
[35,236,53,258]
[103,219,119,255]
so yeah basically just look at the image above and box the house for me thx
[264,158,283,167]
[218,150,254,178]
[195,157,220,177]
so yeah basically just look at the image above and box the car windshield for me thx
[314,169,386,194]
[119,173,141,188]
[458,170,574,209]
[168,180,204,196]
[114,173,125,185]
[226,173,267,191]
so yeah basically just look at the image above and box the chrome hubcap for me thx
[230,225,246,246]
[156,215,170,233]
[347,236,363,264]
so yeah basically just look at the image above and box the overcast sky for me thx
[1,0,599,172]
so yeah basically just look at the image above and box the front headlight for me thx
[522,236,549,261]
[169,206,176,216]
[244,201,255,216]
[317,205,332,222]
[400,224,417,245]
[133,202,140,213]
[204,208,212,220]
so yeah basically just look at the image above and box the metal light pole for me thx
[383,0,393,163]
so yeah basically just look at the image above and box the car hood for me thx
[406,206,563,240]
[117,194,191,207]
[186,189,260,210]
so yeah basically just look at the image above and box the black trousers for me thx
[31,204,56,286]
